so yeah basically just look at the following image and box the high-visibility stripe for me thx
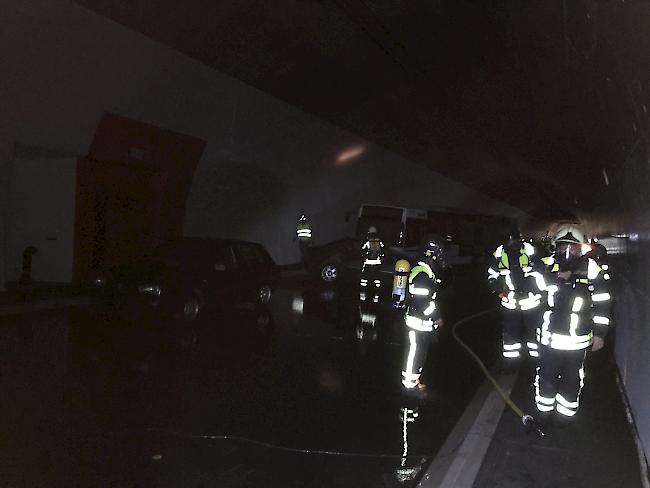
[503,343,522,351]
[488,267,500,278]
[503,351,520,358]
[572,297,584,312]
[364,258,381,265]
[588,258,601,280]
[529,350,540,357]
[604,273,611,280]
[593,316,610,325]
[536,395,555,406]
[493,245,504,259]
[501,300,517,310]
[570,313,580,336]
[402,331,419,388]
[409,285,430,296]
[546,285,558,307]
[523,242,536,255]
[423,301,436,316]
[592,292,611,302]
[405,315,434,332]
[556,403,577,417]
[556,394,579,409]
[519,293,541,310]
[504,274,515,291]
[410,262,434,280]
[547,332,592,350]
[537,404,555,412]
[526,342,538,349]
[526,271,547,291]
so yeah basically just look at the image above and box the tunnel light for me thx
[335,145,366,165]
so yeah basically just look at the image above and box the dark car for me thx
[304,237,362,283]
[95,237,278,323]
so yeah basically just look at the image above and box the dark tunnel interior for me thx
[1,1,649,487]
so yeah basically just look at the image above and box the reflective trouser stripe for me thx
[402,330,420,388]
[535,369,556,412]
[556,403,577,417]
[503,341,521,358]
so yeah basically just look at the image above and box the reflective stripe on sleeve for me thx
[409,285,430,296]
[591,292,611,302]
[423,301,436,316]
[593,315,610,325]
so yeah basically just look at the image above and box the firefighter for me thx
[487,227,546,370]
[534,230,611,426]
[359,226,385,303]
[400,240,444,396]
[295,214,312,263]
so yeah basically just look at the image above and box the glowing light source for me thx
[336,145,366,165]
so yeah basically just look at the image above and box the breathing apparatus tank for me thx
[392,259,411,306]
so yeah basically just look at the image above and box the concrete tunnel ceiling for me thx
[73,0,639,224]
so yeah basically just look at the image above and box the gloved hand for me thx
[592,336,605,352]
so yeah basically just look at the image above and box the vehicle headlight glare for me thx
[138,285,161,296]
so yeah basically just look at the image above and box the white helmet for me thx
[553,226,584,245]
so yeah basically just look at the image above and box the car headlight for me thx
[138,284,162,297]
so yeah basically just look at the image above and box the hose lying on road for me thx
[450,308,545,436]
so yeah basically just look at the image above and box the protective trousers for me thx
[534,346,586,418]
[500,306,540,360]
[401,328,432,388]
[360,265,381,303]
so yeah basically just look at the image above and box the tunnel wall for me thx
[594,2,650,465]
[0,0,526,289]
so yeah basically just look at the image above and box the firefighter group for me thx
[297,214,612,431]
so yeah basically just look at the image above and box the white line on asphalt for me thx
[418,372,517,488]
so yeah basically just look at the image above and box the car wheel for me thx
[259,285,272,305]
[182,292,201,322]
[321,262,338,282]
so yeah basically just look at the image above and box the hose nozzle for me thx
[522,414,546,436]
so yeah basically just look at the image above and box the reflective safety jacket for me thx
[538,255,611,351]
[362,236,385,265]
[487,241,546,311]
[296,220,312,241]
[404,261,442,332]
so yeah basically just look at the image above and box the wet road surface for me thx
[0,266,500,487]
